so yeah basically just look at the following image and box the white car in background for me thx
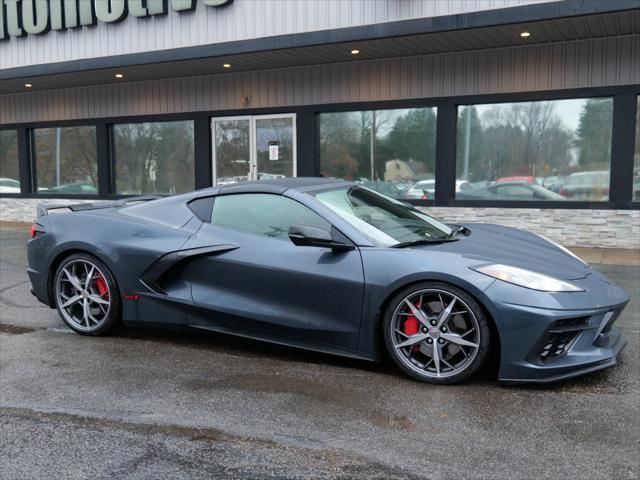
[404,179,472,200]
[0,178,20,193]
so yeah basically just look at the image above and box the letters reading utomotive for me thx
[0,0,234,40]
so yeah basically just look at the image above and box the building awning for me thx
[0,0,638,95]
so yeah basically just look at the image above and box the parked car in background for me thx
[559,171,610,200]
[360,181,407,199]
[543,175,565,193]
[404,180,435,200]
[47,183,98,195]
[404,180,472,200]
[457,181,566,201]
[257,173,286,180]
[0,177,21,193]
[495,176,536,185]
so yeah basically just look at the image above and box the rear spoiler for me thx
[36,196,161,218]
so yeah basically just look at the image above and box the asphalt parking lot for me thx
[0,223,638,480]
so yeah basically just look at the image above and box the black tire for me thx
[383,281,491,385]
[53,253,121,336]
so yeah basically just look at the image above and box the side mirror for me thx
[288,225,354,251]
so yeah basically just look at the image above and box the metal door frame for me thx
[211,113,297,185]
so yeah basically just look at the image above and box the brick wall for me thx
[1,198,638,249]
[425,207,640,249]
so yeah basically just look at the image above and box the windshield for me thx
[313,186,453,247]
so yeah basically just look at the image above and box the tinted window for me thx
[113,121,194,195]
[32,126,98,195]
[211,194,331,240]
[456,98,613,201]
[0,130,20,193]
[319,108,437,200]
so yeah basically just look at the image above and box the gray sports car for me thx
[27,178,628,384]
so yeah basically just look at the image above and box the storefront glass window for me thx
[319,108,437,200]
[634,96,640,202]
[456,98,613,201]
[113,121,194,195]
[34,126,98,195]
[0,130,20,193]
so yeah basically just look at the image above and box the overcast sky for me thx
[473,98,589,132]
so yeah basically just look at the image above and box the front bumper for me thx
[483,270,629,383]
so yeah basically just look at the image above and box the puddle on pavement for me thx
[0,323,39,335]
[186,373,358,403]
[368,412,417,432]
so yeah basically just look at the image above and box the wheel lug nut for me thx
[422,327,428,333]
[441,327,447,332]
[426,338,433,344]
[438,338,445,344]
[430,320,437,326]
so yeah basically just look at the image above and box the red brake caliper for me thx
[403,299,422,352]
[403,316,420,352]
[95,276,109,299]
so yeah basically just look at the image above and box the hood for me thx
[416,224,591,280]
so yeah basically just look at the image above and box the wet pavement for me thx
[1,223,638,479]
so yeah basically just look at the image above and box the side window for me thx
[211,194,331,240]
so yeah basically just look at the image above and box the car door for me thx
[186,192,365,351]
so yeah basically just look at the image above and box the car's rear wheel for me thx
[53,253,121,336]
[383,282,490,384]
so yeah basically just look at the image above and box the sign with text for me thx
[0,0,234,40]
[268,141,279,161]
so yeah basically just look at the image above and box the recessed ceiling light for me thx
[115,73,124,79]
[24,83,32,88]
[350,49,360,55]
[223,63,231,68]
[520,31,531,38]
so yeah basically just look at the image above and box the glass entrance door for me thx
[212,114,296,185]
[212,116,252,186]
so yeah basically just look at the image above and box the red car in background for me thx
[495,176,536,184]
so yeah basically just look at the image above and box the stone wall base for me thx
[1,198,638,249]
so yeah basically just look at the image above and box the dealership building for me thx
[1,0,639,248]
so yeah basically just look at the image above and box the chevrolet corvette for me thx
[27,178,628,384]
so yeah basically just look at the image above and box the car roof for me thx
[199,177,352,196]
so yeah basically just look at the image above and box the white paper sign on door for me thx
[269,141,279,161]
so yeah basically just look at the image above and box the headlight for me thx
[472,264,584,292]
[537,234,588,266]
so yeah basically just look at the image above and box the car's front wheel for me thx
[383,282,490,384]
[53,253,121,336]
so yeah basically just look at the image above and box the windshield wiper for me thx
[391,237,458,248]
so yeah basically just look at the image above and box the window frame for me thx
[0,84,637,209]
[110,118,196,196]
[632,95,640,206]
[452,95,616,206]
[30,124,100,196]
[0,129,21,194]
[317,106,439,202]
